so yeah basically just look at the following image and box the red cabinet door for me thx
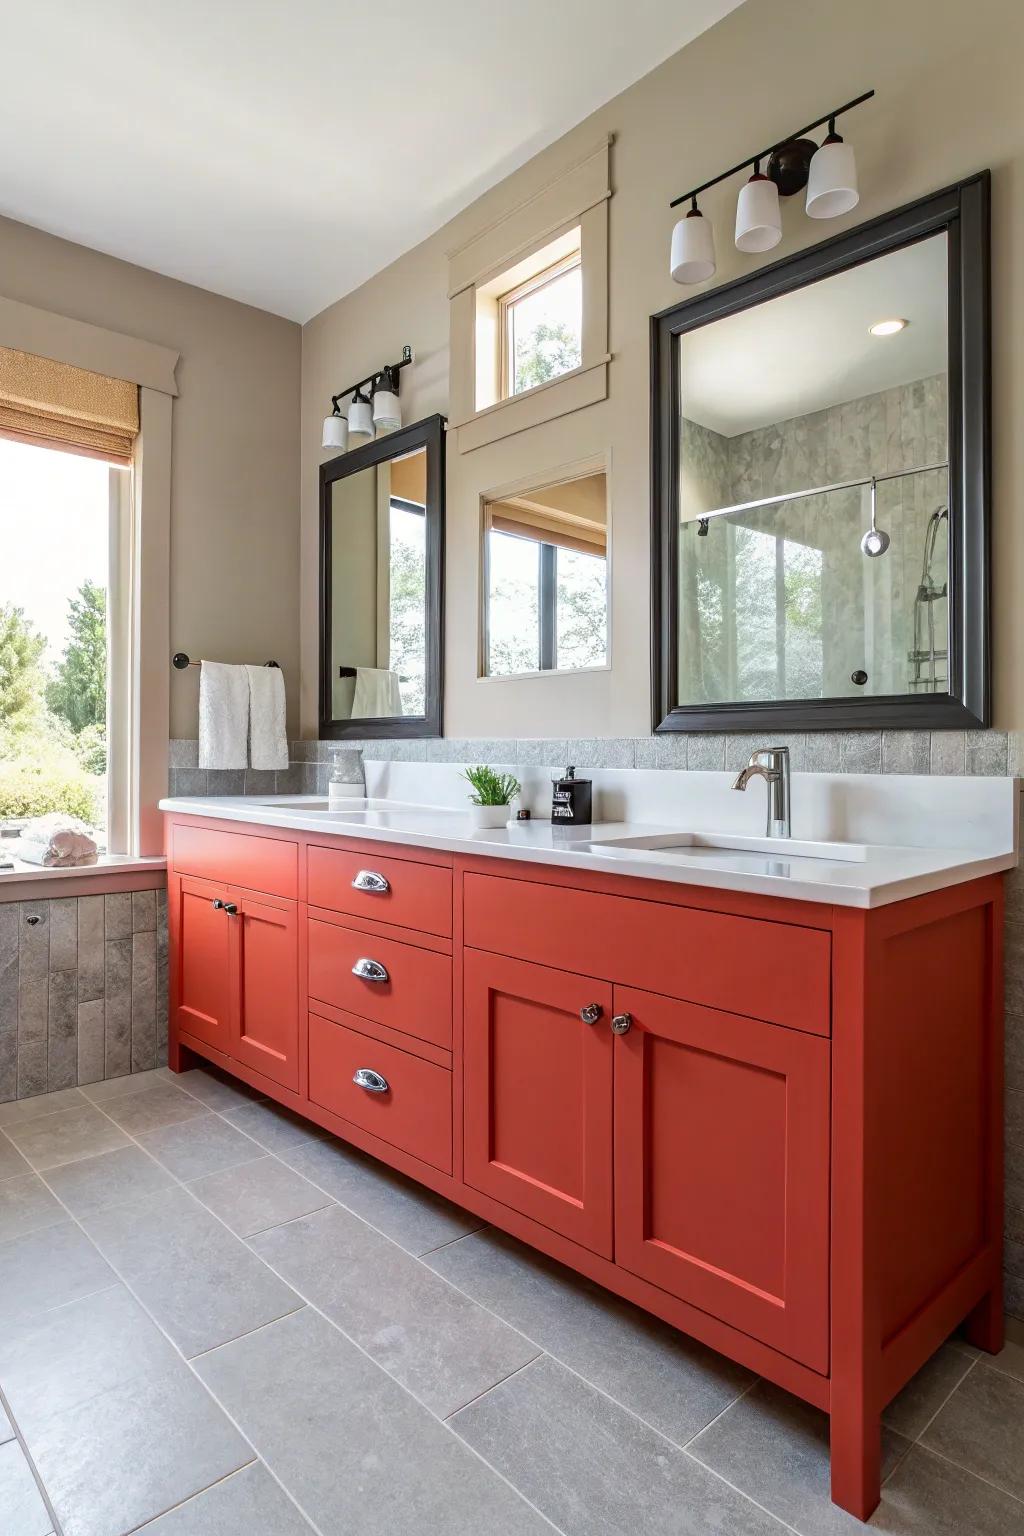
[613,985,830,1372]
[229,887,300,1092]
[463,948,613,1257]
[174,875,232,1053]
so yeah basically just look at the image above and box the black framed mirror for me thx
[651,173,990,733]
[319,413,445,739]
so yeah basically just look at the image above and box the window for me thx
[499,249,582,400]
[483,471,608,677]
[0,438,128,848]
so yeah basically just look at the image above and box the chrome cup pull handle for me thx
[580,1003,603,1024]
[352,870,390,894]
[353,1068,389,1094]
[352,957,389,983]
[610,1012,632,1035]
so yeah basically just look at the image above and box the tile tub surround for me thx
[3,1067,1024,1535]
[0,888,169,1104]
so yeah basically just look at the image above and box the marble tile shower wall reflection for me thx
[679,375,948,704]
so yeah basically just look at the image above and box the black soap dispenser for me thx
[551,765,592,826]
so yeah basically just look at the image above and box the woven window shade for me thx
[485,474,607,557]
[0,346,139,464]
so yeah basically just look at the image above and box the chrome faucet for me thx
[732,746,791,839]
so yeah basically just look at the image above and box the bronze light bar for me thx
[330,344,413,412]
[669,90,875,210]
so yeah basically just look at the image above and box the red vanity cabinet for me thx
[164,812,1005,1525]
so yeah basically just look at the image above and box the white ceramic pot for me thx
[469,803,510,829]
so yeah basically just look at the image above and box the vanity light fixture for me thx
[735,163,782,253]
[670,197,717,284]
[323,345,413,456]
[668,90,873,284]
[869,318,908,336]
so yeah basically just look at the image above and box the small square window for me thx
[499,250,582,400]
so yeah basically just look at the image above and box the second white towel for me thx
[246,664,288,770]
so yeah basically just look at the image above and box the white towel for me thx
[246,664,288,770]
[199,662,249,770]
[16,815,97,867]
[351,667,403,719]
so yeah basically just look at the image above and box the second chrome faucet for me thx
[732,746,791,839]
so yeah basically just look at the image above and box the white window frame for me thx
[497,246,582,404]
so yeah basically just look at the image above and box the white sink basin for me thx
[591,831,869,863]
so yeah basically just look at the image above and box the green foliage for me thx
[0,760,99,823]
[513,321,581,394]
[461,765,521,806]
[46,579,107,733]
[0,605,46,725]
[73,722,108,776]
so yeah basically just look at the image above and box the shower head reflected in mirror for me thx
[861,476,890,557]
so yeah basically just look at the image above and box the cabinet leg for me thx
[963,1282,1004,1355]
[166,1039,195,1074]
[830,1395,881,1522]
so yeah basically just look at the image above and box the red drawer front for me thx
[308,1009,452,1173]
[171,824,297,900]
[307,845,452,936]
[307,918,452,1050]
[463,872,830,1036]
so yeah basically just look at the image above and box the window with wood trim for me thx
[498,247,582,401]
[483,471,608,677]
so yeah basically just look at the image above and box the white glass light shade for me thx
[734,173,782,254]
[806,135,859,219]
[372,387,401,432]
[348,394,374,440]
[322,412,349,451]
[670,209,716,285]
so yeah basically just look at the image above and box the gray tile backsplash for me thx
[0,888,167,1105]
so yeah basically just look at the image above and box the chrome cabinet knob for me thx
[223,902,239,916]
[579,1003,603,1024]
[352,957,389,983]
[211,899,225,910]
[353,1068,389,1094]
[352,870,390,894]
[610,1012,632,1035]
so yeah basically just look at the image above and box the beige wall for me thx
[300,0,1024,737]
[0,214,301,740]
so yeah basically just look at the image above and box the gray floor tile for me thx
[0,1438,52,1536]
[429,1226,753,1444]
[983,1339,1024,1384]
[0,1086,87,1127]
[0,1132,31,1182]
[188,1156,332,1237]
[869,1445,1024,1533]
[195,1308,551,1535]
[168,1065,267,1112]
[221,1101,327,1156]
[0,1173,66,1244]
[80,1069,173,1105]
[3,1104,131,1171]
[81,1185,303,1358]
[0,1285,180,1434]
[136,1113,265,1182]
[0,1221,114,1323]
[452,1353,786,1536]
[43,1145,175,1219]
[882,1344,975,1439]
[101,1082,208,1136]
[283,1137,486,1256]
[921,1362,1024,1500]
[27,1364,252,1536]
[250,1204,538,1416]
[134,1463,315,1534]
[689,1379,910,1536]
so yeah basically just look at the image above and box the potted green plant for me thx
[462,765,521,829]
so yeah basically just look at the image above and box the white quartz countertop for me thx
[158,790,1017,909]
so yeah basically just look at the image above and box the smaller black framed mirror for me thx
[651,173,990,733]
[319,413,445,739]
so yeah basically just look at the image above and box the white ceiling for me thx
[680,235,949,436]
[0,0,741,322]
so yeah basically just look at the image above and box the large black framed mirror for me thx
[651,173,990,733]
[319,413,445,739]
